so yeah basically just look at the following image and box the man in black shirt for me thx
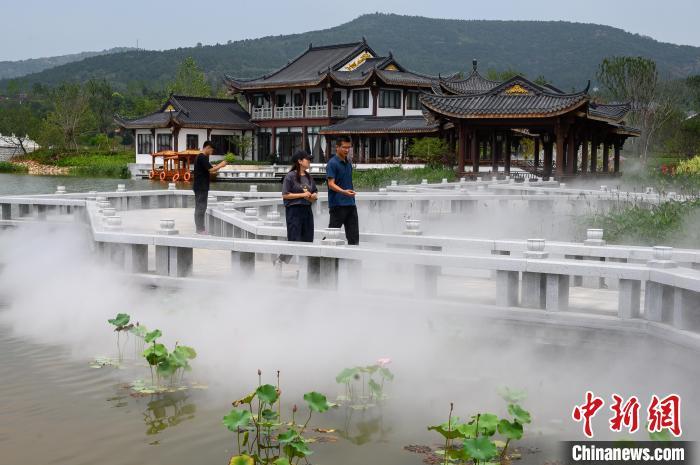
[193,140,227,234]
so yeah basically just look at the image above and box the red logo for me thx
[572,392,682,438]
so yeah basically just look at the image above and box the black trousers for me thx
[279,204,314,263]
[194,190,208,233]
[329,205,359,245]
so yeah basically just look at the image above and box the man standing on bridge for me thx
[193,140,227,234]
[326,135,358,245]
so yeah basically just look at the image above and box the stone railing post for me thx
[644,246,677,322]
[153,219,191,277]
[522,239,548,309]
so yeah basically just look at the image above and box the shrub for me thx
[675,155,700,175]
[353,166,456,189]
[0,161,28,173]
[408,137,452,167]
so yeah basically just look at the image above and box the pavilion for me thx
[421,61,640,178]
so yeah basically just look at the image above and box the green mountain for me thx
[4,13,700,91]
[0,47,137,80]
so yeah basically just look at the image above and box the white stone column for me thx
[414,264,439,298]
[231,251,255,276]
[1,203,11,220]
[546,274,570,311]
[496,270,519,307]
[671,288,700,330]
[124,244,148,273]
[618,279,641,319]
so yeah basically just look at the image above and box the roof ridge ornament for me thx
[473,59,477,71]
[504,84,529,95]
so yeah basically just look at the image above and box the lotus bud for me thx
[293,404,298,413]
[258,369,262,376]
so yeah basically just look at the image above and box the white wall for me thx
[348,88,373,116]
[178,129,208,152]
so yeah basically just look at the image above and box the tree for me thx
[234,134,253,159]
[408,137,451,167]
[0,102,43,155]
[42,82,93,151]
[86,79,119,135]
[167,57,211,97]
[598,56,678,162]
[686,75,700,111]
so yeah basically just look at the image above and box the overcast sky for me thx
[2,0,699,61]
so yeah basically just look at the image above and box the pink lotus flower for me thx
[377,357,392,367]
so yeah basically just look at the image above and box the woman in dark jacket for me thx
[274,149,318,267]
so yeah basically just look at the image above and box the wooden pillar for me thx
[302,126,308,152]
[580,133,589,174]
[471,130,479,173]
[301,89,307,118]
[566,126,576,175]
[590,133,598,173]
[504,133,512,174]
[271,127,277,157]
[371,87,378,116]
[543,137,553,178]
[555,124,565,177]
[491,131,499,173]
[614,138,621,173]
[534,137,540,169]
[602,140,610,173]
[173,126,180,151]
[457,121,467,174]
[326,87,333,118]
[360,136,366,163]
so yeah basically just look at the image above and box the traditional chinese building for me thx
[118,40,638,178]
[115,95,255,164]
[224,39,441,163]
[421,61,639,177]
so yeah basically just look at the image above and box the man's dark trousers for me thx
[194,190,208,233]
[329,205,359,245]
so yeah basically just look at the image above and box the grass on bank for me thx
[0,161,29,173]
[586,198,700,247]
[353,166,457,189]
[18,148,133,178]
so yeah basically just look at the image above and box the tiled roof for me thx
[225,41,434,90]
[421,76,589,119]
[589,102,632,122]
[115,95,254,129]
[226,42,371,89]
[439,70,501,95]
[319,116,439,135]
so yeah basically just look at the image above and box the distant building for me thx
[0,133,40,161]
[115,95,255,164]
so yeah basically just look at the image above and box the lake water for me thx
[0,173,283,196]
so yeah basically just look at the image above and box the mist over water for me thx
[1,181,699,465]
